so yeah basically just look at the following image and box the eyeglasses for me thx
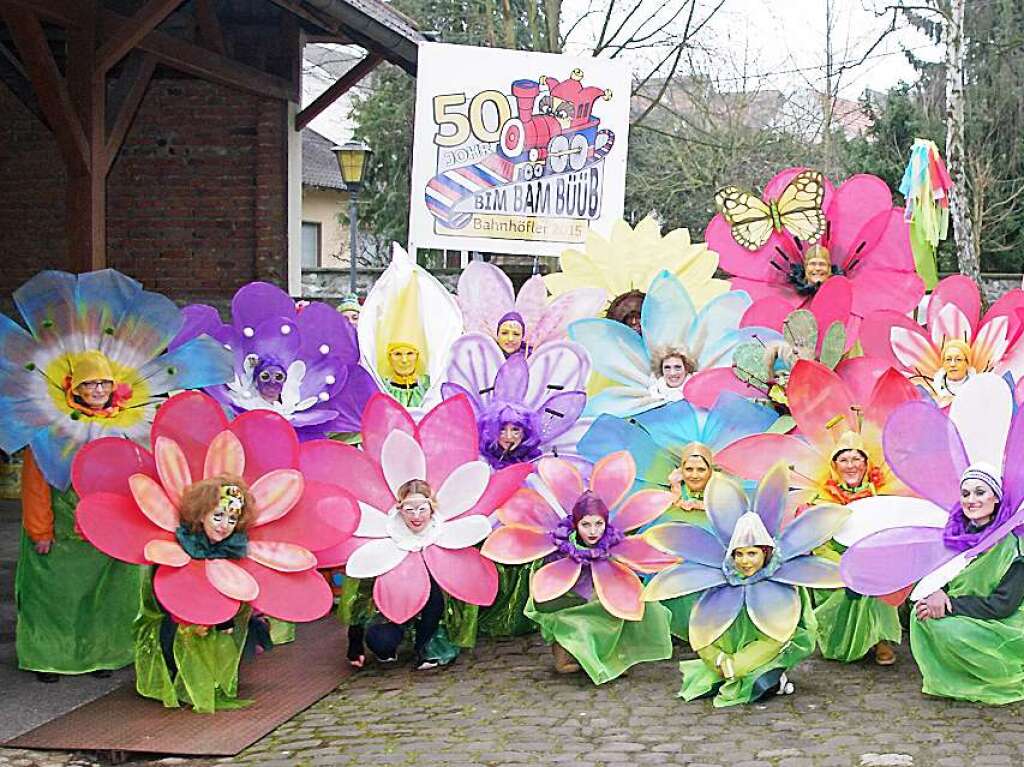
[78,380,114,390]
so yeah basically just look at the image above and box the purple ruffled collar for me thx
[943,504,1013,552]
[550,515,624,563]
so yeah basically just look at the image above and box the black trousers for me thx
[347,578,444,661]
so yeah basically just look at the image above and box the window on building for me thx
[301,221,322,268]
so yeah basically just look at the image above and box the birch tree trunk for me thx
[943,0,981,282]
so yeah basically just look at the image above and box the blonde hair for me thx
[395,479,437,509]
[650,346,696,377]
[178,474,254,533]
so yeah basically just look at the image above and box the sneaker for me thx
[874,641,896,666]
[376,655,398,664]
[415,659,440,671]
[776,673,795,695]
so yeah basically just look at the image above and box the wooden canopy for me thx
[0,0,424,273]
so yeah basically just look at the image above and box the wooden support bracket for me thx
[95,0,185,72]
[295,52,381,131]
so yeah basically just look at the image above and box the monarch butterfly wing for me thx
[775,171,827,244]
[715,186,774,251]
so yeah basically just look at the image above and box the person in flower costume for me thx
[643,463,849,707]
[569,270,779,417]
[716,360,920,667]
[684,277,856,428]
[545,216,730,329]
[706,168,924,323]
[170,282,378,440]
[311,393,533,669]
[837,374,1024,704]
[442,334,590,470]
[0,270,232,683]
[457,260,605,357]
[860,274,1024,407]
[72,390,357,711]
[577,394,780,641]
[482,452,677,683]
[358,245,462,408]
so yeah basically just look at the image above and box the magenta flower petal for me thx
[360,393,417,467]
[591,559,644,621]
[612,489,673,532]
[77,491,174,564]
[299,439,393,513]
[150,391,230,481]
[72,437,157,497]
[531,556,582,602]
[482,525,556,564]
[495,487,562,530]
[423,545,498,606]
[249,479,358,551]
[458,462,534,519]
[835,356,895,408]
[716,433,822,490]
[786,360,856,449]
[228,410,300,484]
[537,458,585,514]
[864,369,921,434]
[314,536,363,569]
[372,553,431,624]
[239,561,333,622]
[590,452,636,511]
[826,174,893,256]
[154,559,241,626]
[610,537,678,573]
[683,367,765,410]
[416,394,480,487]
[928,274,980,332]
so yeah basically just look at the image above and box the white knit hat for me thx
[727,512,774,554]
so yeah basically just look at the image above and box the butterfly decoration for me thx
[714,170,827,251]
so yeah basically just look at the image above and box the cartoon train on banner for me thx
[425,68,616,231]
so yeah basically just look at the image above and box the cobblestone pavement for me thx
[2,637,1023,767]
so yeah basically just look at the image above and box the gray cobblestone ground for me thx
[2,638,1023,767]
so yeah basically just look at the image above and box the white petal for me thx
[910,553,969,602]
[355,502,390,537]
[434,515,492,549]
[434,461,490,521]
[380,430,427,495]
[833,496,947,548]
[949,373,1012,468]
[344,537,409,578]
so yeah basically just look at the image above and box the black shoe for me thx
[35,672,59,683]
[90,669,112,678]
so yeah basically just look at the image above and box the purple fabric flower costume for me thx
[838,373,1024,601]
[441,334,589,469]
[170,282,378,438]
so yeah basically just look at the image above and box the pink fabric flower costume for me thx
[482,452,678,683]
[706,168,924,324]
[861,274,1024,407]
[314,393,533,626]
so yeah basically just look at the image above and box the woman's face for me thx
[732,546,767,578]
[943,346,970,382]
[804,255,831,285]
[388,346,419,378]
[833,450,868,488]
[398,492,434,533]
[498,423,524,452]
[203,506,241,543]
[496,321,524,355]
[681,455,711,493]
[960,478,998,525]
[74,379,114,409]
[576,514,606,546]
[623,312,642,334]
[661,356,688,389]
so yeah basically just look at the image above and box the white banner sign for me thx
[408,42,631,256]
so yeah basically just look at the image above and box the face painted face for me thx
[74,379,115,409]
[576,514,607,546]
[661,355,688,389]
[496,321,524,355]
[388,346,420,378]
[498,423,524,452]
[256,364,287,401]
[960,478,998,525]
[942,345,970,382]
[833,450,868,488]
[681,455,711,494]
[732,546,767,578]
[203,506,241,543]
[804,256,832,285]
[340,309,359,326]
[398,492,434,533]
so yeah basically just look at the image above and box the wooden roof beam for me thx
[96,0,185,72]
[104,51,156,173]
[1,6,88,172]
[295,51,380,131]
[101,9,295,101]
[0,0,82,27]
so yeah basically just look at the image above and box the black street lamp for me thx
[332,140,373,295]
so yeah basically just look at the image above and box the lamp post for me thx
[332,140,373,295]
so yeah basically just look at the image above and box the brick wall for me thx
[0,72,289,307]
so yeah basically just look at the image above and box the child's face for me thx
[398,492,434,533]
[203,506,241,543]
